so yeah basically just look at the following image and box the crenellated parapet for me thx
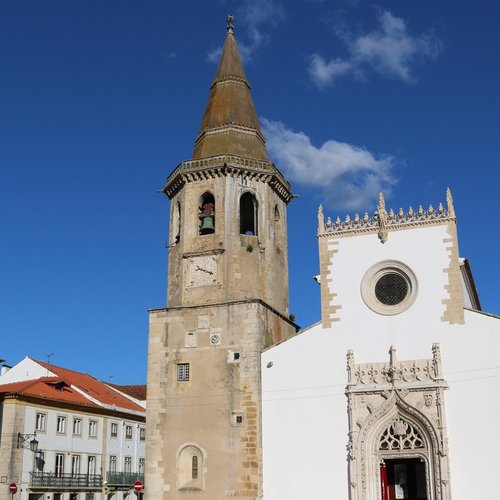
[318,188,456,242]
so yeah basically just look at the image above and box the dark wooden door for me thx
[384,458,427,500]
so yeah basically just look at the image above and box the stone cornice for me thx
[149,298,299,331]
[211,74,250,89]
[164,154,293,202]
[194,123,266,149]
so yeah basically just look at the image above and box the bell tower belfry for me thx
[145,17,297,499]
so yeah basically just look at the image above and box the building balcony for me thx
[106,471,144,486]
[30,472,102,489]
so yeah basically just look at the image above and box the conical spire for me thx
[192,16,269,161]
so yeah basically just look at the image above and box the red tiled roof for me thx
[107,383,147,401]
[34,360,144,413]
[0,377,100,407]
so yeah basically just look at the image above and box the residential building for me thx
[0,357,146,500]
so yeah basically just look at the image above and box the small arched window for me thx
[199,192,215,235]
[274,204,280,222]
[240,192,258,236]
[177,444,204,491]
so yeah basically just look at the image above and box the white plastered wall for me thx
[262,224,500,500]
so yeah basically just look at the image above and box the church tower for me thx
[145,17,297,499]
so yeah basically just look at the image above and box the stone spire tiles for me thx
[192,18,268,161]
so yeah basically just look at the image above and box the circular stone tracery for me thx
[375,272,409,305]
[361,261,417,315]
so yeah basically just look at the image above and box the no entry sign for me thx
[9,483,17,494]
[134,480,144,492]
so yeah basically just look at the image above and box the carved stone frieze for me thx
[318,189,456,239]
[164,154,293,202]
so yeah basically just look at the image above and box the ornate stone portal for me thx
[345,345,451,500]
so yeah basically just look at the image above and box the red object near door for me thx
[380,462,389,500]
[9,483,17,494]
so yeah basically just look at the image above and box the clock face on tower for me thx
[188,255,218,287]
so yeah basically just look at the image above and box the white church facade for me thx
[261,192,500,499]
[144,16,500,500]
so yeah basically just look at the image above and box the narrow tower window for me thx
[274,204,280,222]
[192,455,198,479]
[199,192,215,235]
[240,192,258,235]
[173,201,181,244]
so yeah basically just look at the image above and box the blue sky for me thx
[2,1,499,384]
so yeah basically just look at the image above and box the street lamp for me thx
[17,432,40,453]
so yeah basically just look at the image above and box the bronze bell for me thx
[200,216,215,234]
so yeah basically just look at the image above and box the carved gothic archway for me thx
[346,346,451,500]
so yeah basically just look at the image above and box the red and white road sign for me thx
[134,480,144,492]
[9,483,17,494]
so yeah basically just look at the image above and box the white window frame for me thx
[139,427,146,441]
[110,422,118,438]
[35,412,46,432]
[56,415,66,434]
[87,455,96,475]
[71,455,80,476]
[73,418,82,436]
[177,363,190,381]
[55,454,65,477]
[125,425,133,439]
[89,420,97,438]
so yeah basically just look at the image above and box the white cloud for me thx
[206,47,222,64]
[239,0,284,50]
[261,118,396,210]
[352,11,441,82]
[308,10,442,87]
[307,54,354,89]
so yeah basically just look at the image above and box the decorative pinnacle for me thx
[317,204,324,234]
[446,187,455,218]
[227,14,235,34]
[377,192,388,243]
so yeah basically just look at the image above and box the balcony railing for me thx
[106,471,144,486]
[30,472,102,488]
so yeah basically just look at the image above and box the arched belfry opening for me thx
[199,192,215,235]
[240,192,258,236]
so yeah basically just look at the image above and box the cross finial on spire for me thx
[227,14,235,34]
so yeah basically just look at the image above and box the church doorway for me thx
[381,458,427,500]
